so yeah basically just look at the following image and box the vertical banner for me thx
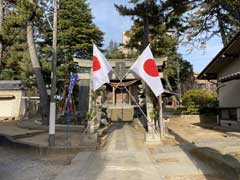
[65,72,78,146]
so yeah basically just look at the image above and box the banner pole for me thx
[65,97,70,147]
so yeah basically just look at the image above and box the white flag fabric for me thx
[92,44,112,91]
[130,45,164,97]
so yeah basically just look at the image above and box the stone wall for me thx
[170,114,217,124]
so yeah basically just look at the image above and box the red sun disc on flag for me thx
[93,56,101,71]
[143,59,159,77]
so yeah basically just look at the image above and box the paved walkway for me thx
[54,124,223,180]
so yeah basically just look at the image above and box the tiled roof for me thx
[0,80,26,90]
[198,31,240,80]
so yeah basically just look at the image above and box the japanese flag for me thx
[92,44,112,91]
[130,45,164,97]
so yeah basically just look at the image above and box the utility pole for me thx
[49,0,58,146]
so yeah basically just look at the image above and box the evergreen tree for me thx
[105,40,125,59]
[115,0,194,92]
[115,0,188,57]
[164,52,193,93]
[169,0,240,46]
[0,0,32,82]
[59,0,103,59]
[37,0,104,96]
[0,0,50,123]
[38,0,104,62]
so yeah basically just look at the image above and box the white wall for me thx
[0,90,26,119]
[218,57,240,108]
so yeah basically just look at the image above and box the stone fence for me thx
[170,114,217,124]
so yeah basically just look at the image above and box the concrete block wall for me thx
[220,108,240,130]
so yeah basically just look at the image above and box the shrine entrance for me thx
[115,88,129,105]
[111,80,138,105]
[107,80,140,122]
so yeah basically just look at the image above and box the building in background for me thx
[193,72,216,92]
[120,32,137,57]
[198,32,240,129]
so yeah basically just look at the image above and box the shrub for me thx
[181,89,218,115]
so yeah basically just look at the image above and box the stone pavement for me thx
[167,118,240,179]
[0,121,97,149]
[167,118,240,156]
[18,131,97,148]
[0,121,45,138]
[54,124,224,180]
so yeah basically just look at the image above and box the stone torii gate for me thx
[74,57,169,143]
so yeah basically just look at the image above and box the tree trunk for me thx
[217,13,228,46]
[0,0,3,67]
[142,17,149,50]
[27,22,49,124]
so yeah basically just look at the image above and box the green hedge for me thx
[181,89,218,115]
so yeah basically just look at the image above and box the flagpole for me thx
[158,95,164,138]
[63,73,78,147]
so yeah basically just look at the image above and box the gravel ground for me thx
[0,146,75,180]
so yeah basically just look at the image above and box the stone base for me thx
[145,132,162,145]
[89,124,95,133]
[48,134,55,147]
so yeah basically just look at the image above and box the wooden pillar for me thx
[128,86,131,105]
[113,87,115,105]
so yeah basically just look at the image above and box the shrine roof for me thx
[74,57,167,68]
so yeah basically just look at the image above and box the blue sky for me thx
[87,0,223,72]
